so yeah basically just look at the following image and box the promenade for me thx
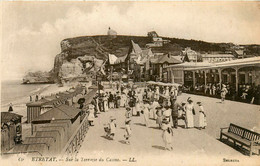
[78,93,259,166]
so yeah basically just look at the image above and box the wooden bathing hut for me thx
[32,104,81,140]
[1,112,23,153]
[35,130,61,153]
[23,137,55,155]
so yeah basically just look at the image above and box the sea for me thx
[1,80,50,112]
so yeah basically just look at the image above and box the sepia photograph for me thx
[1,1,260,165]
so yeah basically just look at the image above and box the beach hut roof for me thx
[35,131,60,141]
[32,104,80,123]
[84,89,98,105]
[23,137,55,148]
[1,112,23,124]
[13,143,48,155]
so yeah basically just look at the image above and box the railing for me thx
[60,112,89,157]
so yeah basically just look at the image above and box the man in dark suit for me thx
[170,98,181,128]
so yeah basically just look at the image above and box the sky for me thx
[1,1,260,80]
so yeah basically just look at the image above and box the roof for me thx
[235,50,244,55]
[13,143,48,155]
[35,131,60,141]
[184,56,260,71]
[23,137,55,147]
[114,54,128,64]
[1,112,23,124]
[84,89,97,105]
[201,54,234,58]
[152,37,163,42]
[32,104,80,122]
[131,40,142,55]
[108,54,117,64]
[151,54,182,64]
[40,126,65,134]
[165,61,212,69]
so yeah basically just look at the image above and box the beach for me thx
[1,80,73,123]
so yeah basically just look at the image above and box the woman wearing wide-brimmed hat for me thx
[184,98,195,128]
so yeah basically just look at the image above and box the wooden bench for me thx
[220,123,260,156]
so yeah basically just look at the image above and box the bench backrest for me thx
[228,123,260,141]
[228,123,245,137]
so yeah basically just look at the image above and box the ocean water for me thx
[1,80,50,111]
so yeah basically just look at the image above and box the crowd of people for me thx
[86,83,207,150]
[183,83,260,105]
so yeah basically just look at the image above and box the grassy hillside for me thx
[61,35,260,62]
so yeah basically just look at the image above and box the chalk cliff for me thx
[23,34,260,84]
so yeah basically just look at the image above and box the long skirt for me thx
[162,130,172,145]
[88,113,95,122]
[149,109,154,119]
[104,101,108,112]
[156,116,163,125]
[153,109,158,119]
[198,112,207,128]
[109,102,114,108]
[143,113,149,127]
[120,97,126,107]
[186,110,194,128]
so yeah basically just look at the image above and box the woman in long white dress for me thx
[197,102,207,129]
[142,101,150,127]
[150,100,159,120]
[184,99,195,128]
[103,94,109,112]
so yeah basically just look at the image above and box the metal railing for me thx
[60,113,89,157]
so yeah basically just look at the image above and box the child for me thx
[220,85,228,103]
[106,116,117,140]
[162,119,173,151]
[88,104,95,126]
[125,107,132,120]
[124,119,132,144]
[156,106,163,129]
[197,102,207,129]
